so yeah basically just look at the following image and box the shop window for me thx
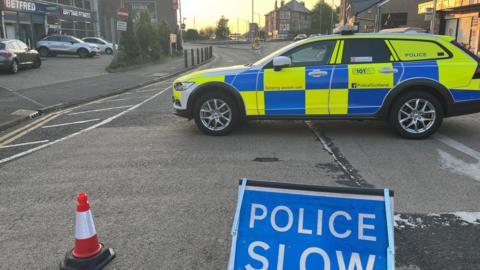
[389,40,450,61]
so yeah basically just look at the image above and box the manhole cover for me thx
[253,157,280,162]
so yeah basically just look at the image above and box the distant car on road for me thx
[82,37,116,55]
[0,39,41,74]
[172,30,480,139]
[294,34,308,41]
[36,35,100,58]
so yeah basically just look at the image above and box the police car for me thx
[172,27,480,139]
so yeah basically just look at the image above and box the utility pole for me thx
[331,0,335,34]
[430,0,438,34]
[179,0,183,48]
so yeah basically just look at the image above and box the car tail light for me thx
[0,50,13,57]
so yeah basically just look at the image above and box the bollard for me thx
[210,46,213,59]
[197,48,200,64]
[191,49,195,66]
[184,49,188,68]
[201,48,204,62]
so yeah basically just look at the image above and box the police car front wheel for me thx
[193,93,239,136]
[390,92,443,139]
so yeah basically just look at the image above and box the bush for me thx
[109,10,175,70]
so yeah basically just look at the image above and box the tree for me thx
[215,16,230,40]
[136,9,155,61]
[116,13,140,66]
[310,0,339,34]
[184,29,199,41]
[155,20,172,56]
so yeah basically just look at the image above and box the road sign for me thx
[117,7,129,21]
[170,33,177,43]
[228,179,395,270]
[181,23,186,30]
[116,21,127,32]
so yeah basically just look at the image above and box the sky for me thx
[181,0,341,33]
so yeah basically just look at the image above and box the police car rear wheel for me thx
[194,93,239,136]
[390,92,443,139]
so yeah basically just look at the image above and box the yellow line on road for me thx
[0,112,63,147]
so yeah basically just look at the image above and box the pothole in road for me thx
[253,157,280,162]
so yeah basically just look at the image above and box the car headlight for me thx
[174,82,195,91]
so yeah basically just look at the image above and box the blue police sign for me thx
[228,179,395,270]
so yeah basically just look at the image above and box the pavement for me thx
[0,45,209,132]
[0,42,479,269]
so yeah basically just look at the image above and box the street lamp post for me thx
[430,0,438,34]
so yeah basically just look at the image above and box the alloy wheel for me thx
[199,98,232,131]
[398,98,436,134]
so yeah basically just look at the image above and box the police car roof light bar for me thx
[333,24,359,35]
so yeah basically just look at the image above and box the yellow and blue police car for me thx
[172,28,480,139]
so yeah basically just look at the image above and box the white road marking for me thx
[136,88,160,93]
[0,85,45,107]
[0,140,49,149]
[435,134,480,160]
[42,119,101,129]
[435,133,480,183]
[67,105,132,116]
[0,87,170,165]
[100,97,143,102]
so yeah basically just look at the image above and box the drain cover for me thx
[253,157,280,162]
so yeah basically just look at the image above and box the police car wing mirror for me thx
[273,56,291,71]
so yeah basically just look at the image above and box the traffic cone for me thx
[60,193,115,270]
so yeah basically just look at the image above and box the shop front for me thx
[47,5,96,38]
[1,0,96,46]
[1,0,48,47]
[419,0,480,55]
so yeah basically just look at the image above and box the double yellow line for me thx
[0,112,65,147]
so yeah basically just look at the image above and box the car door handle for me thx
[308,70,329,78]
[379,67,398,74]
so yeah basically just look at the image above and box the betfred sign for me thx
[3,0,40,12]
[228,180,395,270]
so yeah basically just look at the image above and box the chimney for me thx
[300,1,305,6]
[275,0,278,10]
[281,0,285,6]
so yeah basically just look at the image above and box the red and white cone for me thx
[60,193,115,270]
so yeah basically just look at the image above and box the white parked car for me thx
[82,37,116,55]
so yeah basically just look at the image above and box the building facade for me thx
[265,0,311,38]
[419,0,480,55]
[1,0,98,47]
[97,0,178,42]
[342,0,428,33]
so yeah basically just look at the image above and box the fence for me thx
[184,46,213,68]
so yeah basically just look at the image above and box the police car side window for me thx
[283,40,336,67]
[342,39,391,64]
[388,40,450,61]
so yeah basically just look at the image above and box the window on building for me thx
[381,13,408,29]
[84,0,91,10]
[389,40,450,61]
[75,0,83,8]
[59,0,73,6]
[283,40,336,67]
[342,39,392,64]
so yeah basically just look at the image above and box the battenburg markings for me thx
[228,179,395,270]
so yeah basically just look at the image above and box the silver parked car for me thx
[82,37,116,55]
[36,35,100,58]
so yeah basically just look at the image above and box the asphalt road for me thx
[0,42,479,270]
